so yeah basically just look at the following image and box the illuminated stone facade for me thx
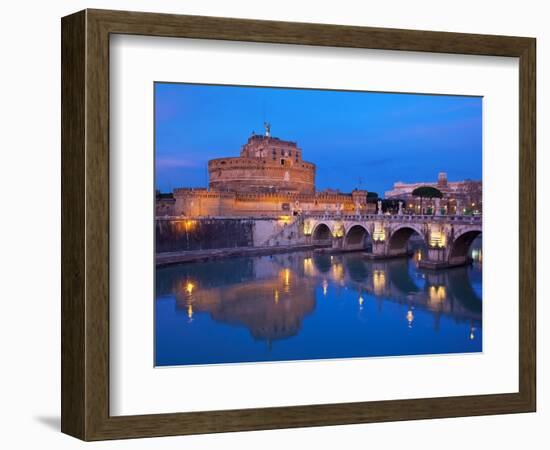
[209,134,315,194]
[171,188,372,218]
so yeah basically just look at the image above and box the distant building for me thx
[384,172,482,215]
[156,124,376,218]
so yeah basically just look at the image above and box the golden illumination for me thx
[278,215,292,225]
[187,304,194,321]
[429,225,446,248]
[358,295,364,309]
[429,285,447,304]
[373,270,386,295]
[332,263,344,282]
[184,219,196,231]
[274,289,279,304]
[332,223,344,238]
[322,279,328,296]
[303,257,313,276]
[185,281,195,295]
[373,222,386,242]
[303,220,314,236]
[406,309,414,328]
[279,268,291,293]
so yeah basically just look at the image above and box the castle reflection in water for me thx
[155,246,482,366]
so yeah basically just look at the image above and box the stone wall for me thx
[156,218,255,252]
[172,188,375,217]
[208,157,315,194]
[156,217,306,253]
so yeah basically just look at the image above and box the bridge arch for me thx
[449,228,482,265]
[343,224,371,251]
[311,222,332,246]
[387,224,426,257]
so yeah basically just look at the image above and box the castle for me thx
[156,123,375,218]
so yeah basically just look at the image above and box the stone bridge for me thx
[303,213,482,269]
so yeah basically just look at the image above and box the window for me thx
[281,159,285,166]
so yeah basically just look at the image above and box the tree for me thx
[411,186,443,214]
[381,198,403,214]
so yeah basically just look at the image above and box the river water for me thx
[155,246,482,366]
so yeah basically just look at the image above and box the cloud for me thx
[155,157,199,169]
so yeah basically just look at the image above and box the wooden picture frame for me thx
[61,9,536,441]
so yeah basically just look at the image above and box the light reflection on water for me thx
[155,245,482,366]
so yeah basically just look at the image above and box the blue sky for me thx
[155,83,482,196]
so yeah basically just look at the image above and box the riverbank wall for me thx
[156,216,306,254]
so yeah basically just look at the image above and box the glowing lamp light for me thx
[406,309,414,328]
[284,268,290,286]
[373,270,386,295]
[184,219,196,231]
[332,263,344,281]
[278,215,292,225]
[429,285,447,303]
[429,225,446,248]
[373,223,386,242]
[332,223,344,238]
[185,282,195,295]
[303,257,313,275]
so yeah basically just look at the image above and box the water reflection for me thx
[156,247,482,366]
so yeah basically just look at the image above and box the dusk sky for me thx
[155,83,482,196]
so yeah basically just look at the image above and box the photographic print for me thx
[154,83,482,367]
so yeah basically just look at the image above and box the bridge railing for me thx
[305,213,482,224]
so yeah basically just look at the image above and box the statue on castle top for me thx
[398,201,403,215]
[377,200,383,215]
[264,121,271,137]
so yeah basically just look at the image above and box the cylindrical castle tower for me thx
[208,126,316,194]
